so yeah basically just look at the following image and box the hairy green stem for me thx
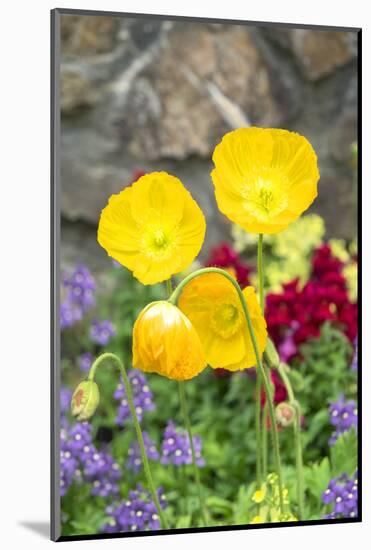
[178,381,209,525]
[166,278,173,297]
[277,363,305,519]
[255,371,262,487]
[88,352,169,529]
[169,266,285,513]
[258,234,269,482]
[165,276,207,523]
[262,405,268,478]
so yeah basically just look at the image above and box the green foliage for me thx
[330,429,357,478]
[61,265,358,534]
[231,214,325,292]
[285,323,354,462]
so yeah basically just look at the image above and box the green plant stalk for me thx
[178,380,209,526]
[258,234,269,481]
[255,371,262,487]
[277,363,305,519]
[169,266,285,513]
[166,278,173,297]
[88,352,169,529]
[262,404,269,477]
[165,276,207,522]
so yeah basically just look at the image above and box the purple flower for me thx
[60,265,96,330]
[60,300,83,329]
[127,432,159,473]
[78,352,94,373]
[161,421,205,467]
[328,395,357,445]
[101,485,167,533]
[63,265,96,310]
[114,370,155,425]
[66,422,93,453]
[60,419,122,499]
[278,332,297,363]
[90,319,116,346]
[60,387,72,415]
[322,472,358,519]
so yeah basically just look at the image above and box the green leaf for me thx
[330,428,358,477]
[304,457,331,499]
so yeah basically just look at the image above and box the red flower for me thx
[205,242,252,287]
[260,369,288,406]
[265,244,358,361]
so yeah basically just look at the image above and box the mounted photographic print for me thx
[51,8,361,542]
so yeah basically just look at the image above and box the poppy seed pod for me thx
[132,301,207,381]
[71,380,100,421]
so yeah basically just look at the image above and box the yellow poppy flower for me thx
[178,273,267,371]
[211,127,320,234]
[97,172,206,285]
[132,301,207,381]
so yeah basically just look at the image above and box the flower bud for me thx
[265,338,280,367]
[71,380,100,421]
[133,301,206,381]
[275,402,295,427]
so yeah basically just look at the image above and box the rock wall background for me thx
[59,13,358,274]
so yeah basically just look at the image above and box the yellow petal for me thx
[97,172,206,284]
[211,127,319,234]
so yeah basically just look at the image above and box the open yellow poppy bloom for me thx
[178,273,267,371]
[211,128,319,234]
[132,301,207,381]
[97,172,206,285]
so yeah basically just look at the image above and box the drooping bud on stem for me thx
[71,380,100,421]
[276,401,296,428]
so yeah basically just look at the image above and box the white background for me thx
[1,0,369,548]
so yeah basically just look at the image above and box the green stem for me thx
[88,352,169,529]
[257,234,268,484]
[277,363,305,519]
[178,381,209,526]
[262,404,268,478]
[166,278,173,297]
[255,371,262,487]
[258,234,264,311]
[169,267,285,513]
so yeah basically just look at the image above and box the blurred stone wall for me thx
[59,14,358,272]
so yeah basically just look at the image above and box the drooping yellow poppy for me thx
[132,301,207,381]
[178,273,267,371]
[98,172,206,285]
[211,128,320,234]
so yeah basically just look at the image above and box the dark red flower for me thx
[260,369,288,406]
[205,242,252,287]
[265,244,358,361]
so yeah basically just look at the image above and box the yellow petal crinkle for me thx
[178,273,267,371]
[211,127,320,234]
[97,172,206,285]
[132,301,207,381]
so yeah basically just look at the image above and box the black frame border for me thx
[51,7,362,543]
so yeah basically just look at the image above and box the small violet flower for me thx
[328,395,357,445]
[161,421,205,467]
[101,484,167,533]
[114,370,155,425]
[90,319,116,346]
[322,472,358,519]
